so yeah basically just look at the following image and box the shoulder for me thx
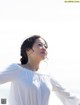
[6,63,18,69]
[5,63,21,72]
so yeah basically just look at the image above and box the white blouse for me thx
[0,63,80,105]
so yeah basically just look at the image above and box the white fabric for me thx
[0,63,80,105]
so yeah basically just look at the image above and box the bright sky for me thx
[0,0,80,104]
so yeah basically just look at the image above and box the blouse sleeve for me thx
[50,77,80,105]
[0,64,20,84]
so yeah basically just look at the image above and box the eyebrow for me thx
[37,41,45,44]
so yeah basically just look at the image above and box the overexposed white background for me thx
[0,0,80,105]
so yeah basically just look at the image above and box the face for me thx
[27,38,48,61]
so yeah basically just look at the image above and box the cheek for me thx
[33,46,40,52]
[32,48,39,55]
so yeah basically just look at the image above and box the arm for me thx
[0,64,20,84]
[50,77,80,105]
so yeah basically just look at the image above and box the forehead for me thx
[35,38,45,44]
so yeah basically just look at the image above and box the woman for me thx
[0,35,80,105]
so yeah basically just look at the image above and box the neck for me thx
[26,60,40,71]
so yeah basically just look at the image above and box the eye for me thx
[38,43,43,46]
[38,43,48,49]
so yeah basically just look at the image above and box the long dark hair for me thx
[20,35,48,64]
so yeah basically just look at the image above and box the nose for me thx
[42,45,47,50]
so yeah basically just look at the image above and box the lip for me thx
[40,52,47,55]
[40,51,46,53]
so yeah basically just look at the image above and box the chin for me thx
[40,56,46,60]
[38,54,47,61]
